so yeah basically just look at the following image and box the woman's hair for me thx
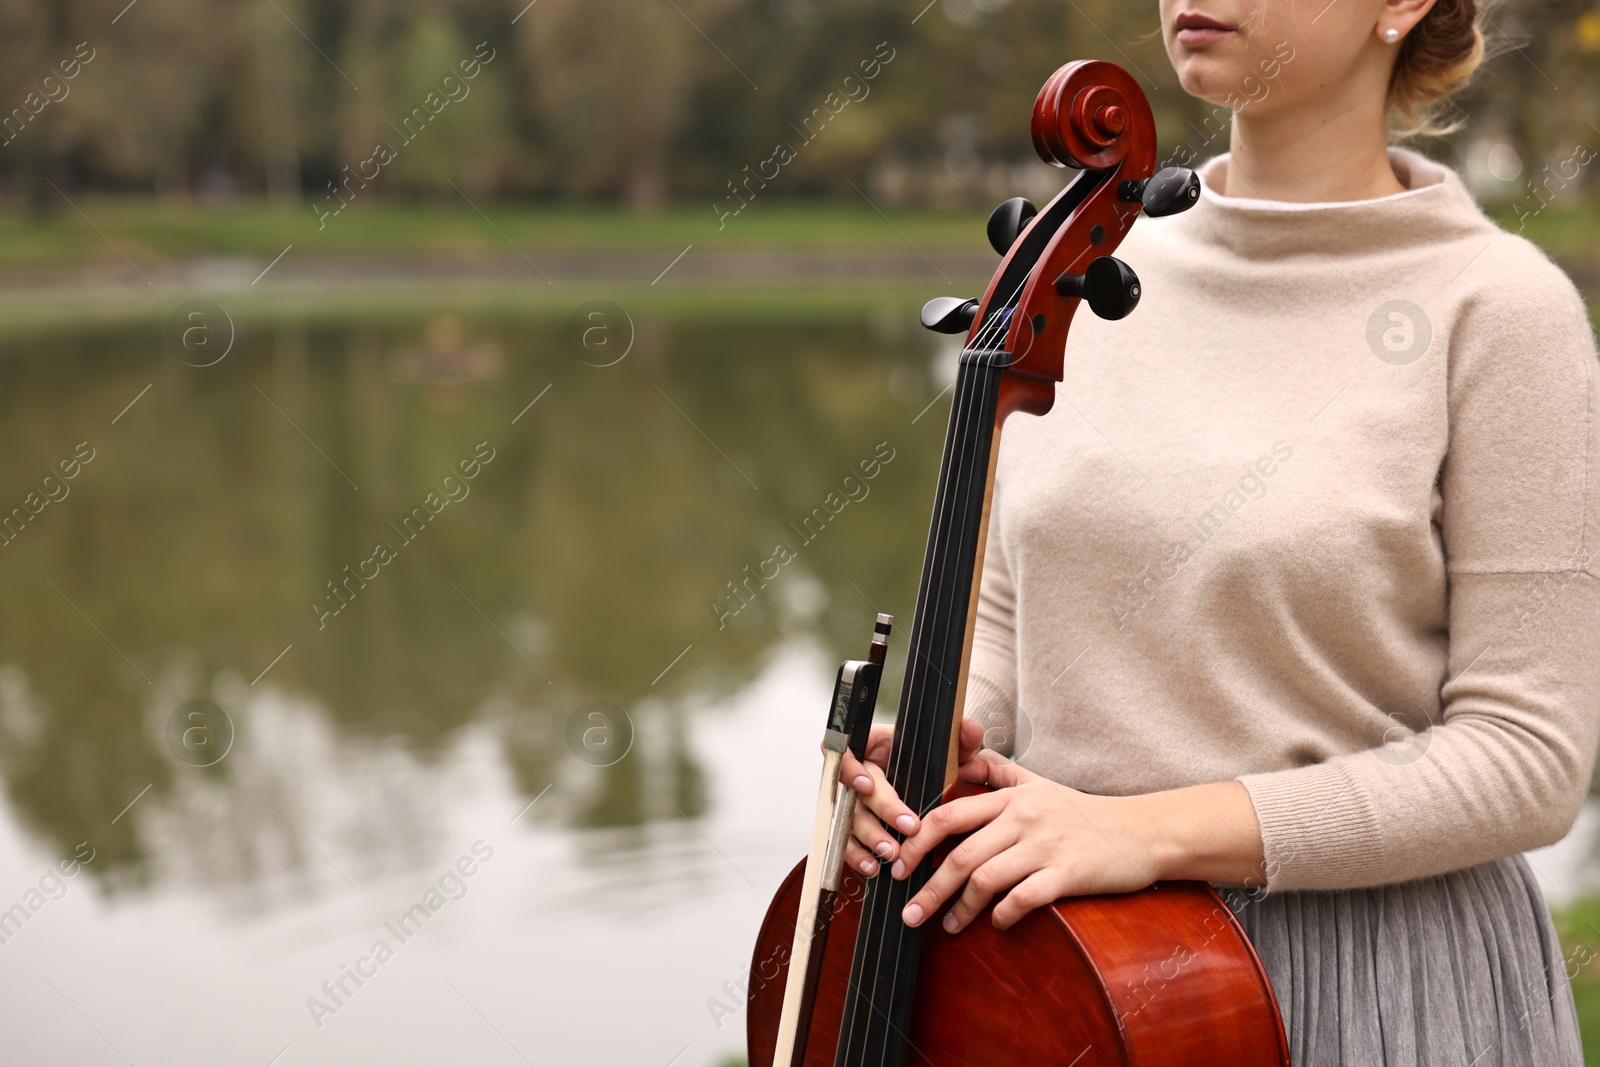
[1388,0,1495,137]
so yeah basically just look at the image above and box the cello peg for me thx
[1054,256,1141,320]
[1118,167,1201,216]
[920,296,980,334]
[986,197,1038,255]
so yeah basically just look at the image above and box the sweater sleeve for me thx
[1239,241,1600,892]
[965,475,1021,758]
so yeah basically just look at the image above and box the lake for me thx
[0,298,1594,1067]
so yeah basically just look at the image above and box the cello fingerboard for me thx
[833,352,1005,1067]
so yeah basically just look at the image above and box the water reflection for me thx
[0,640,847,1065]
[0,304,945,896]
[0,301,958,1065]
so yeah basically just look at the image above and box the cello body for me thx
[748,786,1289,1066]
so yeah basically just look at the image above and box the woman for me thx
[838,0,1600,1063]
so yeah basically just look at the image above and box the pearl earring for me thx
[1383,27,1401,42]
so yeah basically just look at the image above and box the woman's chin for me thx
[1172,57,1246,107]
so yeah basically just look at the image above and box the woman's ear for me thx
[1379,0,1440,42]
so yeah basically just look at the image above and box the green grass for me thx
[0,194,1588,270]
[0,194,1587,268]
[0,197,994,269]
[1494,202,1600,263]
[0,276,958,334]
[1551,895,1600,1063]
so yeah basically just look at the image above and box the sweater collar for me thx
[1172,146,1494,260]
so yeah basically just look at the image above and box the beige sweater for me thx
[965,146,1600,892]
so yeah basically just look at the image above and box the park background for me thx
[0,1,1597,1065]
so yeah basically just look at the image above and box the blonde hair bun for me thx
[1388,0,1491,137]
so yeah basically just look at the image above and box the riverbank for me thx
[0,199,1593,331]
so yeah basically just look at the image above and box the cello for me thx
[747,61,1290,1067]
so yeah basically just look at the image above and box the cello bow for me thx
[747,60,1288,1067]
[771,616,892,1067]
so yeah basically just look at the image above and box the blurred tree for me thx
[0,0,1585,207]
[0,0,224,209]
[335,0,394,184]
[253,0,303,205]
[387,10,509,198]
[518,0,723,208]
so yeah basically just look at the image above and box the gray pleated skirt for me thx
[1221,854,1583,1067]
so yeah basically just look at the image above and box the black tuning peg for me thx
[986,197,1038,255]
[1054,256,1141,320]
[920,296,980,334]
[1118,167,1201,217]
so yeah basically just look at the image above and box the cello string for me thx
[894,270,1024,803]
[876,360,999,1067]
[869,350,1000,1065]
[963,163,1099,357]
[845,266,1029,1065]
[861,355,998,1063]
[848,361,982,1063]
[906,179,1099,809]
[963,160,1115,362]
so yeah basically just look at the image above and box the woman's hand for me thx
[892,750,1265,933]
[837,717,988,877]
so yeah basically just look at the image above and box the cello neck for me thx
[888,350,1008,818]
[833,348,1007,1067]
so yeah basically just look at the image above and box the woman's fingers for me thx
[845,837,883,877]
[956,716,986,765]
[854,757,921,837]
[838,724,911,865]
[941,848,1039,933]
[850,792,900,863]
[957,748,1033,788]
[990,868,1064,930]
[898,818,1018,929]
[862,724,895,769]
[838,748,876,795]
[841,724,897,796]
[847,721,983,793]
[891,791,1008,880]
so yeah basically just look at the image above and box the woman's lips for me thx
[1176,25,1233,45]
[1174,12,1234,46]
